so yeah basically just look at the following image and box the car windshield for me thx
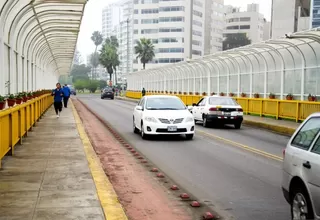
[209,97,238,106]
[145,97,186,110]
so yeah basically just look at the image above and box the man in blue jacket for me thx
[52,83,64,118]
[62,84,71,108]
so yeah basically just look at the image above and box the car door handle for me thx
[303,161,311,169]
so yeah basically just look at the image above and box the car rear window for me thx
[209,97,238,106]
[291,117,320,150]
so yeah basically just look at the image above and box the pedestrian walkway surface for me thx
[0,105,105,220]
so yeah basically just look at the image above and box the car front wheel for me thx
[291,186,314,220]
[133,118,139,134]
[234,122,241,129]
[140,122,148,139]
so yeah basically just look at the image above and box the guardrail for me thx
[0,94,53,168]
[125,91,320,122]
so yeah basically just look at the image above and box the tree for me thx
[73,49,82,65]
[89,52,100,79]
[98,80,107,89]
[73,79,87,92]
[134,38,155,69]
[99,36,120,83]
[70,64,90,82]
[91,31,103,79]
[223,33,251,51]
[86,80,99,93]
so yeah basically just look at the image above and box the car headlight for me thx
[144,116,157,123]
[185,117,194,122]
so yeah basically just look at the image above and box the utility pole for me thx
[189,0,193,60]
[126,18,130,74]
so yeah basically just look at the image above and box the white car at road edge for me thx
[133,95,195,140]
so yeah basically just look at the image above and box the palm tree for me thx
[99,36,119,84]
[89,52,100,79]
[134,38,155,69]
[91,31,103,79]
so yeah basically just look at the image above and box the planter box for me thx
[0,101,6,110]
[7,99,16,107]
[16,98,23,104]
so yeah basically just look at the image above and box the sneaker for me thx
[57,115,59,118]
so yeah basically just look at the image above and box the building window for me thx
[134,29,138,34]
[141,0,159,3]
[228,18,239,23]
[134,9,139,14]
[226,25,239,30]
[134,19,139,24]
[141,9,159,14]
[194,0,203,7]
[134,0,139,3]
[192,20,202,27]
[193,10,202,17]
[141,29,158,34]
[240,17,251,22]
[159,6,184,12]
[192,50,202,56]
[158,48,184,53]
[192,30,202,36]
[240,25,250,29]
[159,17,184,22]
[141,18,158,24]
[158,58,184,63]
[159,27,184,32]
[192,40,202,46]
[158,37,183,43]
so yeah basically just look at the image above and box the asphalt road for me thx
[77,95,291,220]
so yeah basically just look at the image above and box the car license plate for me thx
[167,126,177,131]
[223,112,231,116]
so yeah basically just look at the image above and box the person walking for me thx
[142,87,146,96]
[52,83,64,118]
[62,84,71,108]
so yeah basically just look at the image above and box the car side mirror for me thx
[187,105,193,110]
[135,106,143,111]
[192,103,197,106]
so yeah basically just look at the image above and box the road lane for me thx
[106,97,290,158]
[77,95,291,220]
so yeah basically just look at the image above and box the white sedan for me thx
[133,95,195,140]
[189,95,244,129]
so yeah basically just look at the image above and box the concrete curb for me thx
[116,96,296,136]
[70,99,128,220]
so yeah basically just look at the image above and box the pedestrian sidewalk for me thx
[116,96,300,136]
[0,101,126,220]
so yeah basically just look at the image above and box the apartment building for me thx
[132,0,224,71]
[102,0,134,76]
[224,4,270,44]
[271,0,311,39]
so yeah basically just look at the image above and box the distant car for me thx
[282,113,320,220]
[189,95,243,128]
[132,95,195,140]
[101,87,114,99]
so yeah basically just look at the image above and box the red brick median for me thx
[73,99,191,220]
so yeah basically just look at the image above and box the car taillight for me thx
[237,108,243,112]
[283,149,286,158]
[209,107,217,111]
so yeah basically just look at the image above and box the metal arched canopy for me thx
[127,29,320,80]
[0,0,87,76]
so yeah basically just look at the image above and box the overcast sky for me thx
[77,0,272,62]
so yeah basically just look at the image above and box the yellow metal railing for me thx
[125,91,320,122]
[0,94,53,168]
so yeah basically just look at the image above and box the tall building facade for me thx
[311,0,320,28]
[224,4,269,44]
[102,0,134,77]
[271,0,311,39]
[132,0,224,71]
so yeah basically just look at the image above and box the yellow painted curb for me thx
[242,120,296,136]
[70,100,128,220]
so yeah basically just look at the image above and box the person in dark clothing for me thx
[142,87,146,96]
[62,84,71,108]
[52,83,64,118]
